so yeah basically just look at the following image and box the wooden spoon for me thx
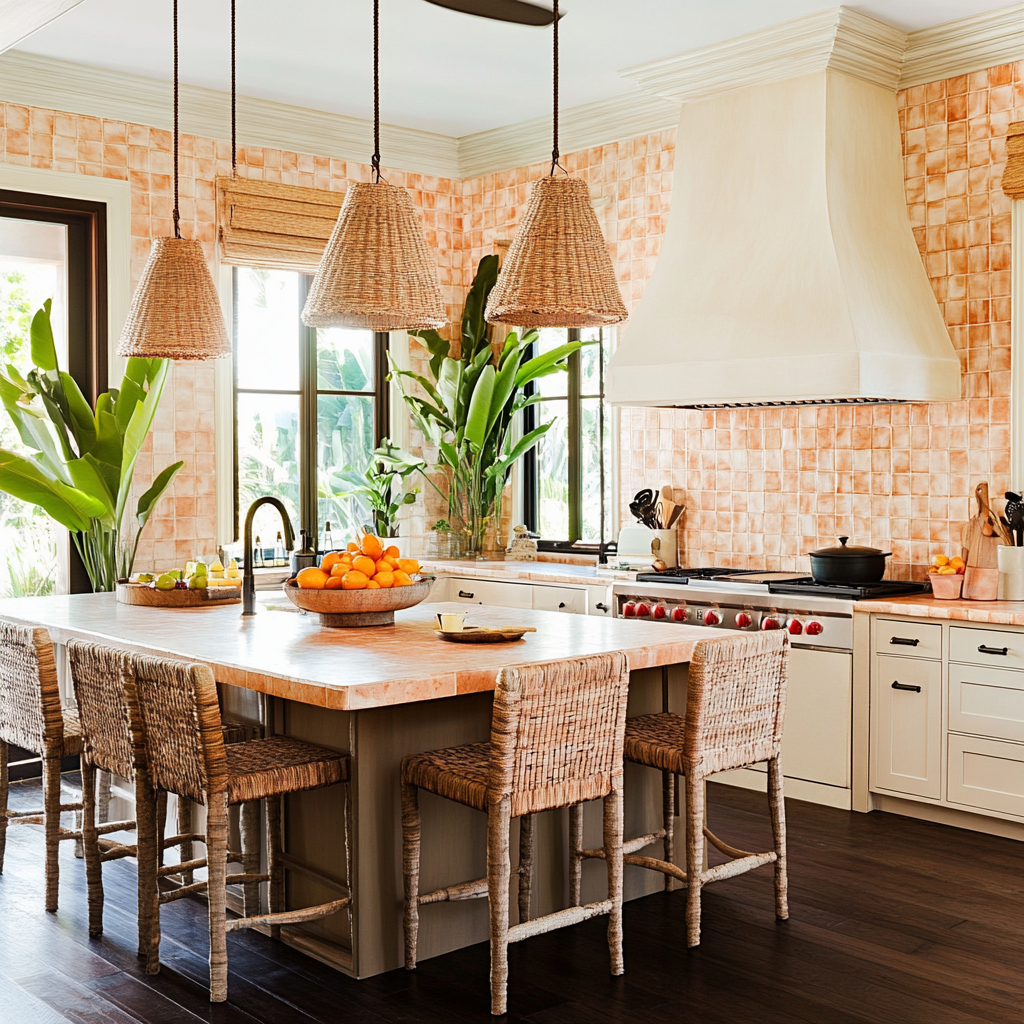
[977,482,1013,547]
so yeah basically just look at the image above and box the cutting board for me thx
[116,580,241,607]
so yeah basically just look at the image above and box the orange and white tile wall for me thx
[1,61,1021,575]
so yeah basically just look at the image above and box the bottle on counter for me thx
[252,536,264,568]
[323,520,334,554]
[273,531,286,567]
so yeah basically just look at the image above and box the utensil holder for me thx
[997,544,1024,600]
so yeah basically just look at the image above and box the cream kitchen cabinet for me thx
[432,575,607,615]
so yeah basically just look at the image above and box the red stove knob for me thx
[622,601,636,618]
[787,618,803,635]
[635,602,650,618]
[761,616,781,631]
[703,609,722,626]
[653,604,667,620]
[805,620,824,636]
[671,606,687,622]
[735,611,753,629]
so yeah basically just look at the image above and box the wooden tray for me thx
[116,580,241,607]
[435,626,536,644]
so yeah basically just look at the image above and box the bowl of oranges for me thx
[929,553,965,600]
[284,535,433,627]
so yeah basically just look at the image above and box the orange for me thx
[352,554,377,577]
[382,556,400,570]
[320,552,343,573]
[384,545,400,559]
[366,580,380,589]
[341,570,369,590]
[397,558,420,575]
[374,559,392,575]
[347,541,359,552]
[361,534,383,560]
[324,576,344,589]
[393,569,411,583]
[296,567,329,590]
[373,571,395,589]
[393,576,412,587]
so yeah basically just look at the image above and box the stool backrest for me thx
[0,618,60,755]
[67,641,134,779]
[684,631,789,777]
[128,652,226,804]
[489,651,630,818]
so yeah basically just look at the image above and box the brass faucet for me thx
[242,497,295,617]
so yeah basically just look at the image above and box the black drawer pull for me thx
[892,681,922,692]
[978,644,1009,656]
[595,602,609,612]
[458,590,475,599]
[558,602,566,609]
[889,637,920,647]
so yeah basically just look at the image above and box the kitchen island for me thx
[0,592,721,977]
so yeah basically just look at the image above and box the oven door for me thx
[748,645,853,788]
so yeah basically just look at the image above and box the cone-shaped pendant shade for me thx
[485,176,627,328]
[302,182,446,331]
[117,238,230,359]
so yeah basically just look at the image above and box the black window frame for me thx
[231,266,389,544]
[521,326,610,554]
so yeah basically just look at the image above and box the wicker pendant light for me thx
[118,0,229,360]
[485,0,626,328]
[302,0,445,331]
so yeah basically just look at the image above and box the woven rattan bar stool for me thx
[0,619,85,912]
[402,652,630,1016]
[576,631,789,947]
[70,641,352,1002]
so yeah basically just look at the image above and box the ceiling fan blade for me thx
[423,0,561,27]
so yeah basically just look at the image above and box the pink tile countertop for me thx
[0,593,721,711]
[857,594,1024,626]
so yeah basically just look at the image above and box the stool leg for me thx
[568,803,583,907]
[0,740,8,873]
[73,762,84,859]
[685,775,705,947]
[768,756,789,921]
[155,790,167,867]
[177,796,194,886]
[267,794,284,939]
[97,770,110,824]
[206,790,230,1003]
[135,771,161,973]
[241,800,262,917]
[604,781,624,976]
[487,796,512,1017]
[517,813,533,924]
[81,758,104,938]
[662,770,675,892]
[401,781,420,970]
[43,752,61,912]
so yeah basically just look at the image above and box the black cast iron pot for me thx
[807,536,891,584]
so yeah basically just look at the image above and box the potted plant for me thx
[388,256,579,556]
[0,301,182,592]
[334,438,424,539]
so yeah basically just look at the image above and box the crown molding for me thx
[899,3,1024,89]
[622,7,906,103]
[456,90,681,179]
[0,51,461,178]
[0,0,87,53]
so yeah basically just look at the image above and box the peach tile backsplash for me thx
[1,61,1021,577]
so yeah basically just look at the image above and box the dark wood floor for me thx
[1,777,1021,1024]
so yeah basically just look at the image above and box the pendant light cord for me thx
[172,0,181,238]
[550,0,564,175]
[231,0,236,177]
[371,0,382,183]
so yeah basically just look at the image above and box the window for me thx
[0,189,107,596]
[232,266,389,550]
[522,326,613,549]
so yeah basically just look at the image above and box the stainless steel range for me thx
[611,569,928,809]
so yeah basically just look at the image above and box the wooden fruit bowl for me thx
[282,576,434,627]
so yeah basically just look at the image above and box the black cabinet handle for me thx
[595,602,609,612]
[978,645,1009,656]
[558,602,566,609]
[458,590,474,599]
[891,681,922,692]
[889,637,920,647]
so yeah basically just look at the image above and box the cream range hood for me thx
[607,7,962,409]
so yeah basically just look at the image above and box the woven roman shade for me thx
[1002,122,1024,199]
[217,178,346,273]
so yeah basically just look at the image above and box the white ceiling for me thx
[13,0,1016,137]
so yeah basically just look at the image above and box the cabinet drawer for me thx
[872,655,942,799]
[587,585,614,617]
[947,734,1024,818]
[949,626,1024,671]
[948,663,1024,742]
[532,585,586,614]
[445,578,532,609]
[875,619,941,660]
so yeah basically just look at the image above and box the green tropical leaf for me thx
[65,456,115,522]
[461,255,499,360]
[0,448,106,531]
[409,329,451,380]
[136,460,184,529]
[437,357,462,421]
[515,341,581,388]
[30,300,57,371]
[59,372,97,454]
[116,359,169,527]
[465,364,495,449]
